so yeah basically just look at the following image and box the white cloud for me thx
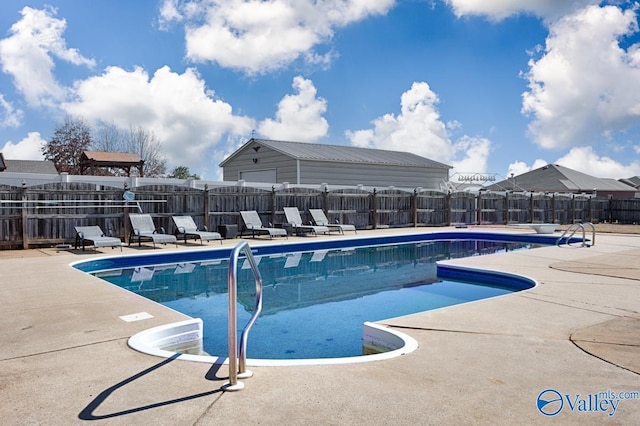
[346,82,490,171]
[507,158,548,177]
[507,146,640,179]
[159,0,394,74]
[449,136,491,177]
[62,65,254,172]
[0,6,95,107]
[257,76,328,141]
[522,5,640,150]
[445,0,598,21]
[1,132,46,160]
[555,146,640,178]
[0,94,23,127]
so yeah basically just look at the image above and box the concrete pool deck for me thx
[0,226,638,425]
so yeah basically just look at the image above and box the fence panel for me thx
[2,182,639,248]
[274,188,325,225]
[416,190,448,226]
[450,192,477,225]
[506,193,530,223]
[478,192,506,224]
[610,198,640,224]
[375,189,413,227]
[325,189,371,229]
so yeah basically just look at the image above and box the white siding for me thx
[222,145,297,183]
[298,161,447,189]
[222,140,449,189]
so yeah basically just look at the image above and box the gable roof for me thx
[620,176,640,189]
[220,139,452,169]
[81,151,142,163]
[487,164,635,192]
[0,153,58,174]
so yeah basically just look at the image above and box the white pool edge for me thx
[128,319,419,367]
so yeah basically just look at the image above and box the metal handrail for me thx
[223,241,263,392]
[556,222,595,247]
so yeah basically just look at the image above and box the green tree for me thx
[43,116,92,174]
[168,166,200,180]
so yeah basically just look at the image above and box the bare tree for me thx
[42,116,92,174]
[126,125,166,177]
[93,121,125,153]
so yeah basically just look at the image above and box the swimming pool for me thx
[74,231,557,365]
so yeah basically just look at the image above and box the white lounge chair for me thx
[74,225,122,251]
[283,207,330,236]
[128,213,178,248]
[172,216,222,245]
[240,210,287,239]
[309,209,356,235]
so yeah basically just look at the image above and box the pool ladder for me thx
[556,222,596,247]
[223,241,263,391]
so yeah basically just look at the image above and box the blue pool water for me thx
[87,237,538,359]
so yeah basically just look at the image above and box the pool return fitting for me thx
[223,241,264,391]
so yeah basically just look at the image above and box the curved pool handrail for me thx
[223,241,263,391]
[556,222,595,247]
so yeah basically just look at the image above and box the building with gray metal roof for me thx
[486,164,638,198]
[219,139,451,189]
[0,153,58,175]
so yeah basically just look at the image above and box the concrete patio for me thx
[0,227,638,425]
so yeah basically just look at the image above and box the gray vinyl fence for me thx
[0,182,636,249]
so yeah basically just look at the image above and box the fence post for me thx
[123,183,130,244]
[446,191,451,226]
[503,192,509,224]
[551,193,556,223]
[203,184,210,228]
[476,191,482,225]
[270,186,276,225]
[412,189,418,227]
[570,194,575,223]
[529,192,534,223]
[322,186,328,213]
[21,183,28,249]
[371,188,377,229]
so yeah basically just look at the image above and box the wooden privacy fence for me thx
[0,182,636,249]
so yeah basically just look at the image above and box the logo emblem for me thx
[537,389,563,416]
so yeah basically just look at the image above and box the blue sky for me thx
[1,0,640,181]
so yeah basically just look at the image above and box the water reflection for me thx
[94,240,529,315]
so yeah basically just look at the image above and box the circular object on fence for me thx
[123,191,135,201]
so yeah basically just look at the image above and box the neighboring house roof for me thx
[0,153,58,174]
[220,138,452,169]
[620,176,640,189]
[487,164,636,192]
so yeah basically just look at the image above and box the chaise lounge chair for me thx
[128,213,178,248]
[309,209,357,235]
[283,207,330,236]
[74,225,123,252]
[240,210,288,239]
[172,215,222,245]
